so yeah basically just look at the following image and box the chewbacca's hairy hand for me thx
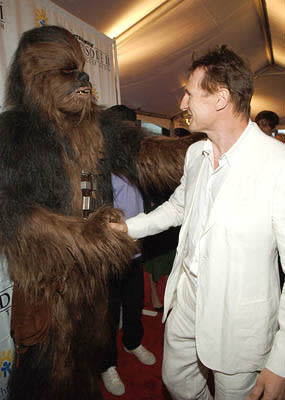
[91,205,125,223]
[83,205,138,273]
[83,205,126,232]
[5,205,138,298]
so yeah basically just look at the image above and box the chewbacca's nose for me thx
[78,72,90,83]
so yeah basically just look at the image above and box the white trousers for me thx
[162,272,258,400]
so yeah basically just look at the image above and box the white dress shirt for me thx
[184,122,250,276]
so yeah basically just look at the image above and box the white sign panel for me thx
[0,0,119,111]
[0,257,13,400]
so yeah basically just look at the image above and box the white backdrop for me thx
[0,0,120,111]
[0,1,120,397]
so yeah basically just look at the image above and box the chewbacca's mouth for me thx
[75,87,91,96]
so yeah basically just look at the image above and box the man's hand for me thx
[109,221,128,233]
[247,368,285,400]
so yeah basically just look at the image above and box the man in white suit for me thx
[111,46,285,399]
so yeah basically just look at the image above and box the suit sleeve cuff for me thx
[126,213,148,239]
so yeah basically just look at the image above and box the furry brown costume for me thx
[0,26,204,400]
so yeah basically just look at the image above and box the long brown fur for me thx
[1,25,204,399]
[1,26,138,399]
[137,133,206,194]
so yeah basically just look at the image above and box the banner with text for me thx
[0,257,13,400]
[0,0,119,111]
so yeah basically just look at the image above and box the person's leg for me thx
[121,256,156,365]
[214,370,258,400]
[148,272,163,310]
[101,277,126,396]
[101,277,121,372]
[121,256,144,350]
[162,272,213,400]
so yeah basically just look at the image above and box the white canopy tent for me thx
[52,0,285,129]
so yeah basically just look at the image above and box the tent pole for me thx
[113,40,121,105]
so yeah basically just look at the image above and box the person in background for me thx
[101,105,156,397]
[255,110,279,136]
[111,46,285,399]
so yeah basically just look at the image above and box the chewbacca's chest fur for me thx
[58,115,114,216]
[0,107,113,225]
[60,118,103,216]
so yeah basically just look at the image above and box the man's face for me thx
[257,118,273,136]
[180,68,217,133]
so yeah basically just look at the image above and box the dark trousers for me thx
[101,256,144,371]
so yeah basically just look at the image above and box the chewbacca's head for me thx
[5,25,96,122]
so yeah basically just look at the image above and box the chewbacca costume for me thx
[0,26,204,400]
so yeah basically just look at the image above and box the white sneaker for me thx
[124,344,156,365]
[101,366,125,396]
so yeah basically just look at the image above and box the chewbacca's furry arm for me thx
[100,110,145,185]
[100,109,206,195]
[136,133,206,195]
[3,205,136,303]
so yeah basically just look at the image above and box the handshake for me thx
[109,220,128,233]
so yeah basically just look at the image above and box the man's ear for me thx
[216,87,230,111]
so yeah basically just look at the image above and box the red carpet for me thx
[99,272,170,400]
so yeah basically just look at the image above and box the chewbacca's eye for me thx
[61,68,78,75]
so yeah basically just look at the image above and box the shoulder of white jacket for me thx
[251,123,285,154]
[186,139,206,157]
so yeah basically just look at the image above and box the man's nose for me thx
[78,71,90,83]
[180,93,188,111]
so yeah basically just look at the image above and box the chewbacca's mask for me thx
[6,25,95,120]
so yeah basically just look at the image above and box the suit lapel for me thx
[185,154,207,216]
[175,153,207,253]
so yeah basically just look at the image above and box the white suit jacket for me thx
[127,121,285,377]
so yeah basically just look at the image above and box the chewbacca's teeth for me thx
[76,88,91,95]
